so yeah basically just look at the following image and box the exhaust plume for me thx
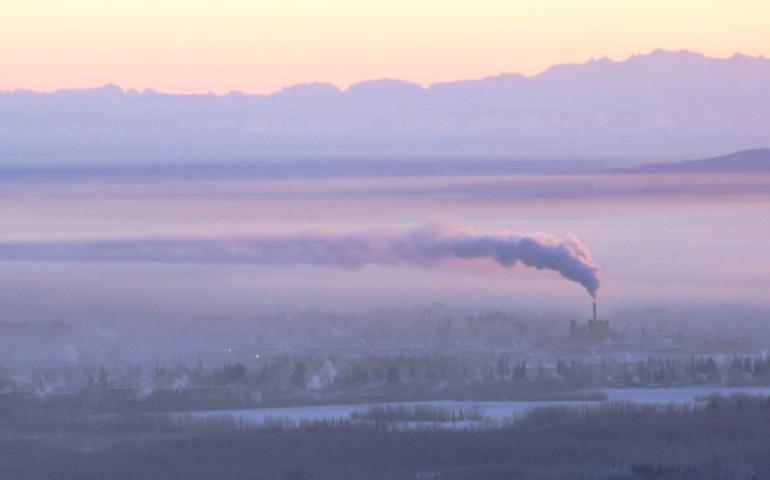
[0,224,601,297]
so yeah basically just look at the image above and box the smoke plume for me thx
[0,224,601,297]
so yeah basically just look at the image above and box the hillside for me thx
[628,148,770,173]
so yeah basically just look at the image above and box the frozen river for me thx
[188,386,770,427]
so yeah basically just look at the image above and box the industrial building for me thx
[569,302,612,341]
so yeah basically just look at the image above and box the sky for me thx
[2,0,770,94]
[4,173,770,318]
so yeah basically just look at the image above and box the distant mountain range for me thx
[3,49,770,166]
[628,148,770,173]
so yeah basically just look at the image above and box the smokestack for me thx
[593,301,597,322]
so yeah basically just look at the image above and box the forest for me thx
[4,352,770,413]
[1,394,769,479]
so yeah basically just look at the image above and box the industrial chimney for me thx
[593,301,597,323]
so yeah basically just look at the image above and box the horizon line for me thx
[3,48,767,97]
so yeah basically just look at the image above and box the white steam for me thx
[0,224,602,297]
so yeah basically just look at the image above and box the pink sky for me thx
[2,0,770,94]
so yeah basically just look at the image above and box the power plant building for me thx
[569,302,611,340]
